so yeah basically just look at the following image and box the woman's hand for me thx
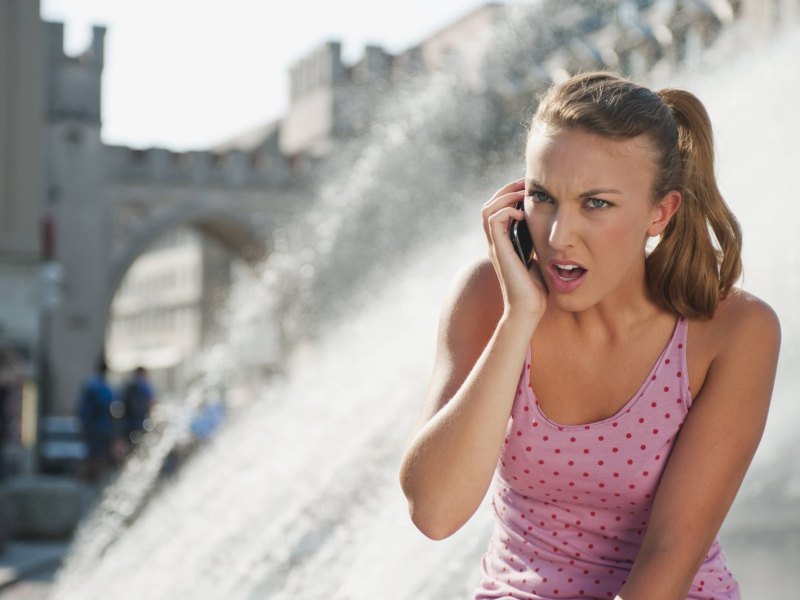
[481,178,548,321]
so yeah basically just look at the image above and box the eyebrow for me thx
[525,178,623,199]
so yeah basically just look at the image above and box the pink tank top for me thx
[474,316,740,599]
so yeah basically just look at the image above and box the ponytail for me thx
[646,89,742,319]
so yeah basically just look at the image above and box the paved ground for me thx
[0,562,59,599]
[0,541,69,599]
[0,470,107,599]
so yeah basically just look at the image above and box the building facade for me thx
[0,0,796,421]
[0,0,45,354]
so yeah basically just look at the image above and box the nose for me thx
[548,207,578,250]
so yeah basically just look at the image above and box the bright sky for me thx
[40,0,524,151]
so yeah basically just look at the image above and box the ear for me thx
[647,190,681,237]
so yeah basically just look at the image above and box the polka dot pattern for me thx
[474,317,741,599]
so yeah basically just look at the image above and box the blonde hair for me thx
[529,71,742,319]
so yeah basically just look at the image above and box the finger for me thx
[483,196,524,239]
[493,176,526,199]
[482,191,525,237]
[487,205,526,241]
[481,189,525,222]
[482,178,526,208]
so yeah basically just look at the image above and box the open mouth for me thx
[554,264,587,281]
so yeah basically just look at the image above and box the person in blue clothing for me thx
[77,357,117,483]
[120,366,154,449]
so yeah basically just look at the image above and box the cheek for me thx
[597,218,650,263]
[606,219,643,242]
[528,215,549,247]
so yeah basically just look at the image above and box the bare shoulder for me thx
[710,288,781,351]
[452,255,501,297]
[415,257,504,426]
[687,289,780,399]
[442,255,503,330]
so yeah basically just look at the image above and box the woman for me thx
[398,71,780,599]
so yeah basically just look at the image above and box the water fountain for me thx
[48,3,800,598]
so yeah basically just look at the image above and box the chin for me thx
[549,292,594,314]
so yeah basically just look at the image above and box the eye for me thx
[586,198,611,209]
[529,190,552,203]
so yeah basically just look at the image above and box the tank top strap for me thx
[674,315,692,408]
[676,314,689,344]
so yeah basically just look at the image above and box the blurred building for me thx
[274,3,503,163]
[0,0,795,420]
[32,0,511,412]
[0,0,45,362]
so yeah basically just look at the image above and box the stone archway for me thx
[101,203,272,398]
[105,203,270,313]
[49,202,271,416]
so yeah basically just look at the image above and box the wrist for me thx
[498,309,541,336]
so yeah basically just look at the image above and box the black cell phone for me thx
[509,201,533,268]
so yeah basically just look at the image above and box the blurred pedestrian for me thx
[0,344,25,481]
[119,366,154,451]
[76,357,117,483]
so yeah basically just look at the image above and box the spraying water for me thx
[49,5,800,599]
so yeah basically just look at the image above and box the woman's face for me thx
[524,126,676,313]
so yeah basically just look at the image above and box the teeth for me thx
[556,264,580,270]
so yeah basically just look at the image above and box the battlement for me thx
[47,0,800,192]
[104,145,294,189]
[287,40,428,103]
[44,21,105,123]
[280,40,431,157]
[45,21,105,68]
[288,41,346,102]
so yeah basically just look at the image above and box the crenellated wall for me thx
[280,28,465,158]
[288,41,347,102]
[44,21,104,124]
[104,146,292,189]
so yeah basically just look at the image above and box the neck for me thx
[545,267,670,343]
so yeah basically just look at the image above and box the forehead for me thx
[526,127,657,192]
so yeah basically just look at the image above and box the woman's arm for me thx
[398,257,538,539]
[399,178,547,540]
[617,293,781,600]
